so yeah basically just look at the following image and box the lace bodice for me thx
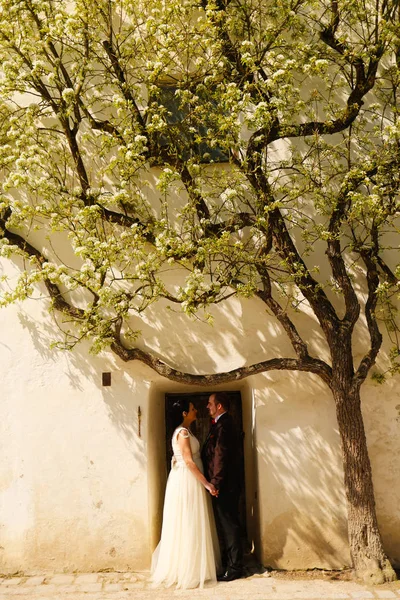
[171,427,200,468]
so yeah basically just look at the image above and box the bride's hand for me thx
[206,482,218,496]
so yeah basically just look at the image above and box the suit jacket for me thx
[201,412,240,493]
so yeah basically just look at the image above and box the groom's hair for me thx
[213,392,230,412]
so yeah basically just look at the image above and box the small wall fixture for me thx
[102,372,111,386]
[138,406,142,438]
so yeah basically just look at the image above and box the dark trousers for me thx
[213,489,243,572]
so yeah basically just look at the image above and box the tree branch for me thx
[376,256,399,285]
[178,163,211,221]
[240,151,340,340]
[110,336,332,385]
[247,10,385,151]
[354,246,383,384]
[200,0,254,90]
[326,176,362,328]
[0,213,332,386]
[102,39,146,134]
[0,223,84,320]
[256,270,311,361]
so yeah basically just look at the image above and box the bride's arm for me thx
[177,431,217,495]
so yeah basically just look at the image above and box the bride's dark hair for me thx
[170,398,190,429]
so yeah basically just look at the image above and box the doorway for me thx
[164,391,248,546]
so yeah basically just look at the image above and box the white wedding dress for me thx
[151,427,221,589]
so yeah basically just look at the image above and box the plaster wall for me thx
[0,261,151,573]
[0,257,400,573]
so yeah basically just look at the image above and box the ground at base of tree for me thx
[253,566,400,587]
[262,568,354,581]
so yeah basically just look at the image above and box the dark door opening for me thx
[164,391,248,546]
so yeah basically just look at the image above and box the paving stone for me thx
[99,571,124,579]
[104,582,124,591]
[284,594,338,599]
[23,576,45,586]
[101,594,130,600]
[38,584,58,592]
[47,574,75,585]
[75,573,99,583]
[0,572,398,600]
[122,582,149,590]
[77,582,103,592]
[1,578,23,585]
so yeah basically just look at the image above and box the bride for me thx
[151,398,221,589]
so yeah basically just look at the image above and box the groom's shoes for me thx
[217,568,243,582]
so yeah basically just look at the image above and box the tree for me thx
[0,0,399,583]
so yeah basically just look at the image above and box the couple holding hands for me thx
[151,392,244,589]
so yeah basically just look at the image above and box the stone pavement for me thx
[1,571,400,600]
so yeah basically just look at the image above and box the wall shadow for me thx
[1,249,399,570]
[253,369,351,569]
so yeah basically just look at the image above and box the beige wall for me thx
[1,257,400,574]
[0,260,151,572]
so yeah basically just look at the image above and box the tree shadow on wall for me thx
[2,254,396,571]
[253,371,351,569]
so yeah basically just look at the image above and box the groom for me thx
[201,392,243,582]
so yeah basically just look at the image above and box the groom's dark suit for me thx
[201,412,243,575]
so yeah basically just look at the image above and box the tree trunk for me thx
[332,381,396,583]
